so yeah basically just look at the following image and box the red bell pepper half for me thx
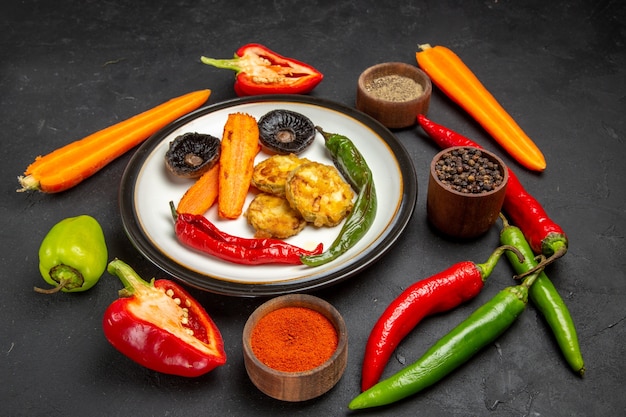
[103,259,226,377]
[200,43,323,96]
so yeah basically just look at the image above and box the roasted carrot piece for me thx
[416,44,546,172]
[218,113,260,219]
[18,89,211,193]
[176,162,220,215]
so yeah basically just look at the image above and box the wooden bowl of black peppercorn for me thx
[427,146,509,239]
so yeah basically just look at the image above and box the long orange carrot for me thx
[18,89,211,193]
[416,44,546,172]
[176,162,220,215]
[218,112,260,219]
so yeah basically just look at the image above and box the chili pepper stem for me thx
[169,201,178,221]
[315,126,331,141]
[520,256,545,288]
[498,213,564,279]
[515,243,567,279]
[477,244,524,280]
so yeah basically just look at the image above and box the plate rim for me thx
[119,94,417,297]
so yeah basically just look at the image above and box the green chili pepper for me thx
[319,126,371,190]
[300,127,377,267]
[348,267,542,410]
[34,215,108,294]
[499,214,585,376]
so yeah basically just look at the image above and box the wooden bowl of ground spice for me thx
[356,62,432,128]
[427,146,509,239]
[242,294,348,402]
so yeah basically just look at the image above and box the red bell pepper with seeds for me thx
[103,259,226,377]
[417,114,568,271]
[200,43,323,96]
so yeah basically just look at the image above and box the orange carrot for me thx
[176,162,220,215]
[18,89,211,193]
[218,113,260,219]
[416,44,546,172]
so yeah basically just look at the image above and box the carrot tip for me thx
[17,175,40,192]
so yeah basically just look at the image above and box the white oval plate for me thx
[119,95,417,296]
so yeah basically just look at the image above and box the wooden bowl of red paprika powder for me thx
[242,294,348,402]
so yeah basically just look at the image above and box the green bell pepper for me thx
[35,215,108,293]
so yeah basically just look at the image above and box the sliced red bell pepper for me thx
[103,259,226,377]
[200,43,323,96]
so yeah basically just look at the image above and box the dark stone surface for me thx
[2,1,625,416]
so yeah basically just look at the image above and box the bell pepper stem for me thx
[107,259,153,297]
[34,263,85,294]
[33,278,70,294]
[200,56,242,72]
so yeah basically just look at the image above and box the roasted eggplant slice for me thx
[285,161,355,228]
[245,193,307,239]
[165,132,221,178]
[257,109,316,154]
[251,153,311,197]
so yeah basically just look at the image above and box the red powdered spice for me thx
[250,306,338,372]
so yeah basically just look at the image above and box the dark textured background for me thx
[2,1,625,416]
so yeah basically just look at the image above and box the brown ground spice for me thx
[365,74,424,102]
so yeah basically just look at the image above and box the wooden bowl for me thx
[242,294,348,402]
[427,146,509,239]
[356,62,432,128]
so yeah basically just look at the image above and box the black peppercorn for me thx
[434,148,504,194]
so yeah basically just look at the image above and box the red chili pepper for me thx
[361,245,522,391]
[174,211,323,265]
[417,114,568,266]
[103,259,227,377]
[200,43,323,96]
